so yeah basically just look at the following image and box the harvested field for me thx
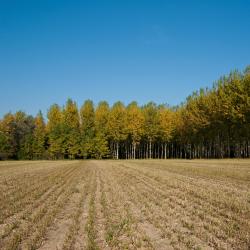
[0,160,249,250]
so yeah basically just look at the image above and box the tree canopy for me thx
[0,67,249,159]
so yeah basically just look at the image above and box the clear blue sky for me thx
[0,0,250,117]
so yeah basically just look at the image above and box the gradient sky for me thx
[0,0,250,117]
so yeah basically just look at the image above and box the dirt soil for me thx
[0,159,249,249]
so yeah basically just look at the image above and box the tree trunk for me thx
[133,143,136,159]
[116,142,119,160]
[164,143,167,159]
[149,139,152,159]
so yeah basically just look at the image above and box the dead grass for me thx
[0,159,249,249]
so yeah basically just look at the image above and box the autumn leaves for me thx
[0,66,249,159]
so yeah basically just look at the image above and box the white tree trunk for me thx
[149,139,152,159]
[116,142,119,160]
[133,143,136,159]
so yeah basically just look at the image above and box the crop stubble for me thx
[0,159,249,249]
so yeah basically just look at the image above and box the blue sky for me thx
[0,0,250,117]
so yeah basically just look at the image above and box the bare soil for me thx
[0,159,249,249]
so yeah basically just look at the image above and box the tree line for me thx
[0,67,249,160]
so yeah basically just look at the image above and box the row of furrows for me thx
[105,164,192,249]
[0,162,78,219]
[0,164,77,223]
[0,162,45,176]
[20,165,86,250]
[0,167,59,204]
[0,161,79,188]
[0,163,77,230]
[111,163,247,249]
[127,161,250,194]
[121,162,250,224]
[84,167,99,250]
[93,165,108,250]
[62,165,94,250]
[118,163,250,248]
[0,162,78,199]
[0,163,83,250]
[129,161,250,246]
[1,160,249,249]
[128,160,250,189]
[98,163,155,249]
[0,161,67,187]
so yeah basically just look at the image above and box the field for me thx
[0,160,249,250]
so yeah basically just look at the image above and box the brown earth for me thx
[0,159,249,250]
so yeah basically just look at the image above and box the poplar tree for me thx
[13,112,31,159]
[158,105,174,159]
[80,100,95,158]
[62,99,81,159]
[94,101,110,158]
[91,133,110,159]
[0,113,16,159]
[107,102,127,159]
[126,101,144,159]
[0,66,249,160]
[95,101,109,137]
[142,102,160,159]
[33,111,46,159]
[47,104,63,159]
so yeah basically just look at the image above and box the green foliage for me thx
[92,133,110,159]
[63,99,80,130]
[0,130,10,159]
[47,104,64,159]
[142,102,160,142]
[0,111,36,159]
[126,101,144,145]
[95,101,109,137]
[107,101,127,142]
[0,66,249,159]
[158,105,174,142]
[62,99,81,159]
[80,100,95,138]
[33,111,46,159]
[80,100,95,158]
